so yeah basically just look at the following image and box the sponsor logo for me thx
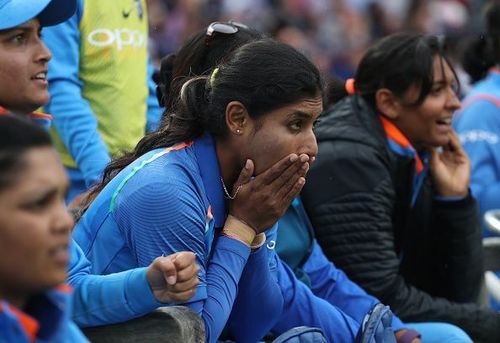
[87,28,146,50]
[459,130,499,145]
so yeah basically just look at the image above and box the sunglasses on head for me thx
[205,21,249,45]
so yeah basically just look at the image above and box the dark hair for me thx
[0,116,52,190]
[461,3,500,83]
[81,39,322,211]
[156,24,264,111]
[324,75,350,108]
[326,33,457,110]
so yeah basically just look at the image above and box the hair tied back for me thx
[210,67,220,87]
[345,78,356,95]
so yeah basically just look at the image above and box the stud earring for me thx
[236,129,241,134]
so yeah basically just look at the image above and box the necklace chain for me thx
[221,177,242,200]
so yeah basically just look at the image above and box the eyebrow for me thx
[0,24,40,36]
[288,110,314,120]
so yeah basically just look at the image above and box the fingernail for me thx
[245,159,251,169]
[167,276,176,285]
[300,154,309,163]
[290,154,298,162]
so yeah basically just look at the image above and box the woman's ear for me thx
[375,88,401,120]
[225,101,249,135]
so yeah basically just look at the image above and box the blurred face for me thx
[0,147,72,305]
[393,56,461,150]
[244,96,322,175]
[0,19,51,114]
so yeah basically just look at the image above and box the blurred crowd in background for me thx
[146,0,487,84]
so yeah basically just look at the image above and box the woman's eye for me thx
[289,121,302,131]
[23,196,51,211]
[11,33,26,44]
[431,87,443,95]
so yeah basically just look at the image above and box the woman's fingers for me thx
[167,273,200,294]
[283,177,306,205]
[231,159,254,191]
[175,259,200,283]
[275,161,309,200]
[259,154,299,185]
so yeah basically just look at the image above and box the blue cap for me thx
[0,0,77,30]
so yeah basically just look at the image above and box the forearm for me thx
[196,236,251,343]
[227,245,283,343]
[68,242,160,327]
[433,194,483,302]
[304,240,405,331]
[272,258,360,342]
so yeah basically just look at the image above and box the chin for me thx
[436,137,451,147]
[42,272,67,289]
[31,95,50,110]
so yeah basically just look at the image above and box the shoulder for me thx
[112,147,207,222]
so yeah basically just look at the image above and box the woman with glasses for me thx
[301,32,500,342]
[73,39,369,342]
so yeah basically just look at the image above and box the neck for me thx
[215,138,241,189]
[0,288,29,309]
[0,106,31,116]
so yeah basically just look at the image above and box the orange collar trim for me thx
[56,283,73,294]
[379,115,423,173]
[8,304,40,343]
[0,107,53,120]
[30,111,53,120]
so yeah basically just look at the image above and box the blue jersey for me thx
[3,107,163,328]
[277,198,405,331]
[0,286,88,343]
[454,70,500,236]
[74,133,361,342]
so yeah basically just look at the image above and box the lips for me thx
[436,117,452,126]
[31,71,48,84]
[49,244,69,266]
